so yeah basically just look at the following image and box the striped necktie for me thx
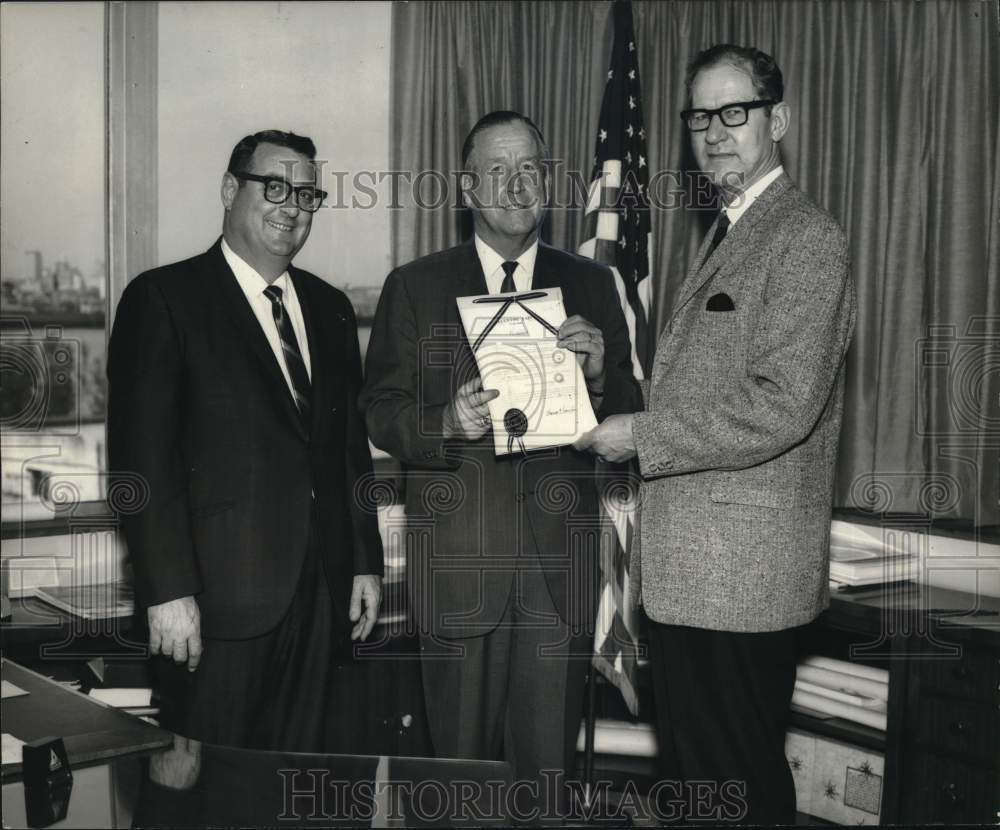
[500,260,518,293]
[262,284,311,428]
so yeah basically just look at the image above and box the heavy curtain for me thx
[390,0,999,527]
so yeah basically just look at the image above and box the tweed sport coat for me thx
[632,174,855,632]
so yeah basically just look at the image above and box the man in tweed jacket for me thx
[577,45,855,823]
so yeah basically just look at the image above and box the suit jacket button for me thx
[331,406,338,414]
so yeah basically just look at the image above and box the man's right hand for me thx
[150,734,202,790]
[441,378,499,441]
[148,595,202,672]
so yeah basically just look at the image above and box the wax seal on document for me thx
[504,408,529,455]
[503,408,528,439]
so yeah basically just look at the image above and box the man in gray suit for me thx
[577,45,855,823]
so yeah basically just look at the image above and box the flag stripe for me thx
[577,0,649,719]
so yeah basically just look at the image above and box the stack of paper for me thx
[574,719,658,757]
[1,733,26,767]
[792,656,889,732]
[828,521,919,588]
[88,687,158,718]
[31,580,134,620]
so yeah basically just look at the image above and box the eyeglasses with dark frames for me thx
[679,100,776,132]
[230,171,328,212]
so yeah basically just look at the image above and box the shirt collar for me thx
[474,235,539,287]
[722,165,784,227]
[221,237,291,300]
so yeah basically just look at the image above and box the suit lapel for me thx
[453,239,489,367]
[205,240,309,441]
[531,243,567,298]
[670,174,794,321]
[453,238,489,298]
[290,267,344,438]
[671,217,722,316]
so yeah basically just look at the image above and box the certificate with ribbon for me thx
[456,287,597,456]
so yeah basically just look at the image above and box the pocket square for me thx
[706,292,735,311]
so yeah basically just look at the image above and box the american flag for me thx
[578,0,648,717]
[577,0,652,379]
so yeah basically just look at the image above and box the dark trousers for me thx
[155,515,361,753]
[419,565,590,822]
[647,619,800,825]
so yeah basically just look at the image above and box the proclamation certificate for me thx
[456,287,598,456]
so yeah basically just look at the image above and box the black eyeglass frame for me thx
[230,171,328,212]
[679,99,777,132]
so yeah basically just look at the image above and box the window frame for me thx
[0,2,157,540]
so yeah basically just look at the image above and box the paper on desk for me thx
[1,680,29,699]
[456,287,597,455]
[2,733,25,766]
[89,687,152,708]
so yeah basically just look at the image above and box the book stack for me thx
[791,656,888,732]
[828,521,919,590]
[31,580,134,620]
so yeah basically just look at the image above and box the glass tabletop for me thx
[2,738,514,828]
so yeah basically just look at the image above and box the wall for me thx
[157,1,392,288]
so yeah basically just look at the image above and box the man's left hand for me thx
[558,315,605,392]
[349,574,382,641]
[574,413,637,463]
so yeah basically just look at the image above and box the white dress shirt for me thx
[474,235,538,294]
[723,164,784,227]
[221,238,312,397]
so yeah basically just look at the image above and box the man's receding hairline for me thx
[692,57,757,89]
[465,120,546,169]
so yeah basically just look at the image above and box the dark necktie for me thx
[262,284,312,428]
[706,212,731,259]
[500,260,518,293]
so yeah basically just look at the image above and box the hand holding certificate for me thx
[456,287,598,455]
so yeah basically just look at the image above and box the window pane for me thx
[1,2,106,523]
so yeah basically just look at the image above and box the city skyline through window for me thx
[1,2,108,522]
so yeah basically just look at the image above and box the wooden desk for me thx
[584,582,1000,825]
[1,659,172,781]
[812,583,1000,824]
[1,580,432,760]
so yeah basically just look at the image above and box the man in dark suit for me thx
[108,130,383,752]
[360,111,642,816]
[578,46,855,823]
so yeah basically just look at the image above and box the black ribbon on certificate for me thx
[470,291,560,353]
